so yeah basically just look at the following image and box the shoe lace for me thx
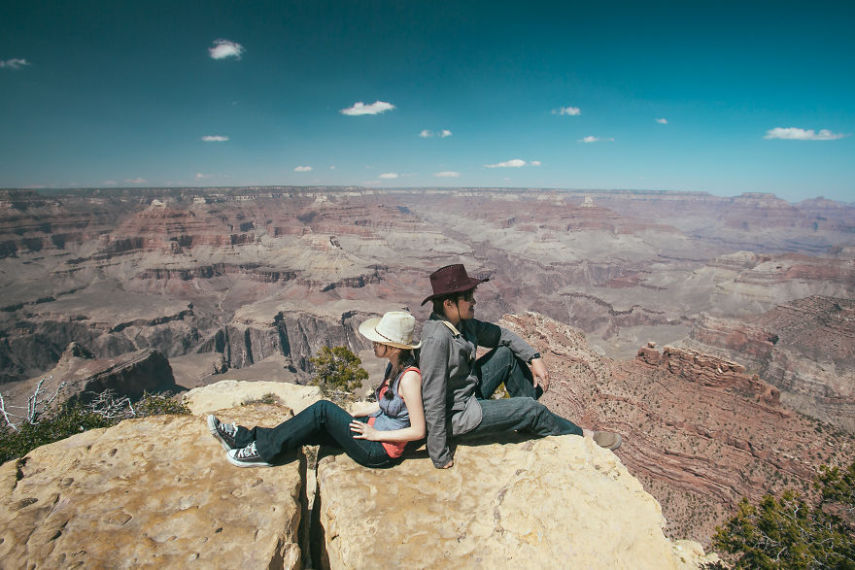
[220,422,238,437]
[236,442,258,459]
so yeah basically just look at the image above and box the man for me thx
[418,264,621,469]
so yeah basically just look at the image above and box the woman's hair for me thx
[383,348,416,399]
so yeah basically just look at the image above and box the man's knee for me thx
[492,345,515,369]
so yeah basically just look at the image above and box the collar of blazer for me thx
[440,319,462,336]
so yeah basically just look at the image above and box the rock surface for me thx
[0,405,303,569]
[315,435,714,569]
[1,381,716,569]
[181,378,322,416]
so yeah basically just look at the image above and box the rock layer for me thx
[500,312,855,543]
[684,295,855,433]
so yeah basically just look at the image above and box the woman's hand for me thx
[350,420,381,441]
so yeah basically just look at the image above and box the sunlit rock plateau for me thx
[1,381,717,569]
[1,185,853,544]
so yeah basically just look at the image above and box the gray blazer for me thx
[419,313,539,467]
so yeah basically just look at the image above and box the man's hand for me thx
[530,357,550,392]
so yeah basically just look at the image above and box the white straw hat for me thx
[358,311,422,350]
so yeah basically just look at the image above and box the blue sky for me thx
[1,0,853,203]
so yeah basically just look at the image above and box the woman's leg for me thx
[251,400,392,467]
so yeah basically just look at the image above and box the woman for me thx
[207,311,425,468]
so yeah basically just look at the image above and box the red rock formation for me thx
[684,296,855,434]
[500,312,855,545]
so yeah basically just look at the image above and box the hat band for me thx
[373,326,409,346]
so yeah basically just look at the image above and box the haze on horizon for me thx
[1,0,853,204]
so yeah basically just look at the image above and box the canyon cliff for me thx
[0,381,716,569]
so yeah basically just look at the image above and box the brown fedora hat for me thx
[420,264,490,305]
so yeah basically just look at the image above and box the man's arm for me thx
[418,333,455,468]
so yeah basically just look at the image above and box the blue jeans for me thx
[462,397,583,439]
[476,346,543,400]
[233,400,393,468]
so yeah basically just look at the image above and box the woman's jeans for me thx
[233,400,393,468]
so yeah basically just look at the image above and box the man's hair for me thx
[431,288,474,316]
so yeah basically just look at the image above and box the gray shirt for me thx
[419,313,539,467]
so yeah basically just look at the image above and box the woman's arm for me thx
[350,370,426,442]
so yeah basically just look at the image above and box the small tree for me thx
[309,346,368,402]
[711,461,855,569]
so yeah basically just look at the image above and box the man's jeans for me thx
[462,397,583,439]
[233,400,392,468]
[476,345,542,400]
[471,346,583,438]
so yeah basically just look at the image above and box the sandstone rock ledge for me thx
[0,406,303,569]
[316,435,714,569]
[1,380,716,569]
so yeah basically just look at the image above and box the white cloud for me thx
[0,58,30,70]
[125,177,147,184]
[552,106,581,116]
[579,136,614,143]
[484,159,529,168]
[201,135,229,142]
[103,180,118,186]
[329,165,336,170]
[379,172,399,179]
[764,127,847,141]
[434,171,461,178]
[340,101,396,116]
[656,118,668,124]
[420,129,453,138]
[294,165,312,172]
[209,39,244,60]
[195,172,212,180]
[530,160,542,166]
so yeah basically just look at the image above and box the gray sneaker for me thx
[593,431,622,451]
[208,415,238,451]
[227,442,271,468]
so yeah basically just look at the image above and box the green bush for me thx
[309,346,368,402]
[0,391,190,465]
[132,392,191,417]
[711,461,855,569]
[241,392,280,406]
[0,403,113,465]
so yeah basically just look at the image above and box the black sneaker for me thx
[227,442,271,468]
[207,415,238,451]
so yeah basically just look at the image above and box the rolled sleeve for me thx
[472,319,538,363]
